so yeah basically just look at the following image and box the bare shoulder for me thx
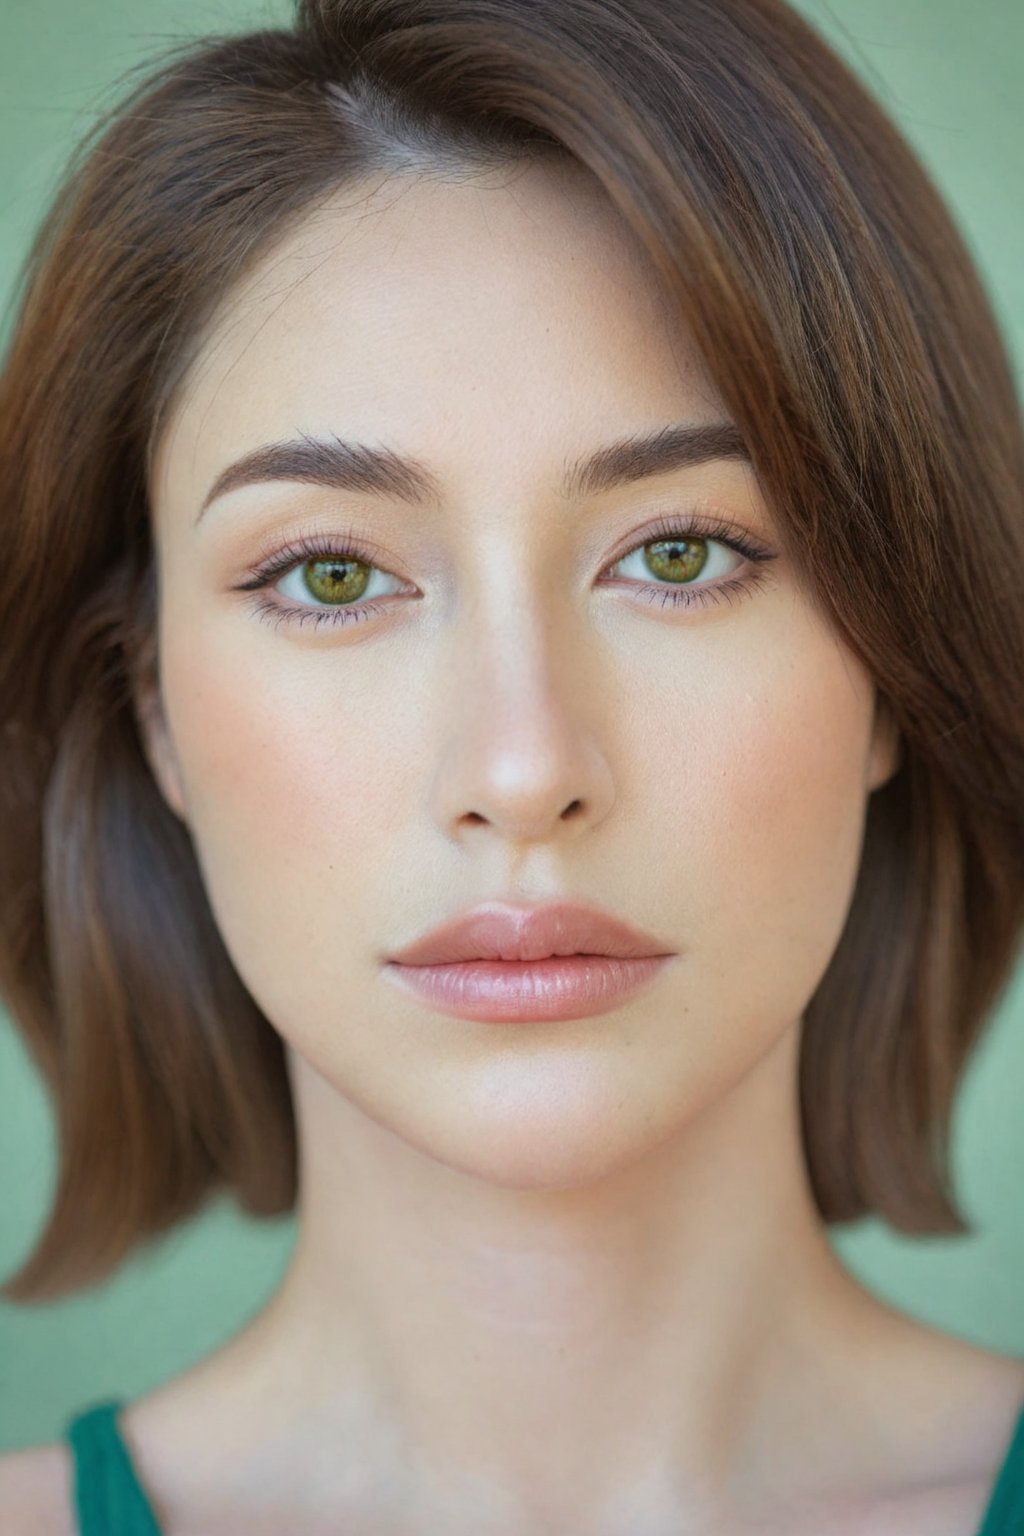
[0,1440,75,1536]
[865,1473,1015,1536]
[866,1348,1024,1536]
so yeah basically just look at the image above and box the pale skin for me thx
[4,158,1024,1535]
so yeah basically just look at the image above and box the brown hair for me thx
[2,0,1022,1304]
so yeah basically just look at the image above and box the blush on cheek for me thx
[685,655,875,986]
[164,625,408,893]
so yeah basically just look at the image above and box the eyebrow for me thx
[195,420,751,525]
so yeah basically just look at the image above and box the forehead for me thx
[151,160,730,516]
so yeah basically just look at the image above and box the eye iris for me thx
[644,537,708,583]
[302,557,371,605]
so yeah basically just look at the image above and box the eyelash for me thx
[235,512,777,633]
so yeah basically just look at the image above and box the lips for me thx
[385,899,674,966]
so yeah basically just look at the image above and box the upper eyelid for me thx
[247,512,771,579]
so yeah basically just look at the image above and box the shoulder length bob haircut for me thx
[1,0,1022,1303]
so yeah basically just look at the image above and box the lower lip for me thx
[382,954,673,1022]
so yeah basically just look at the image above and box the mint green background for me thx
[1,0,1022,1452]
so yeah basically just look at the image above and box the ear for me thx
[867,689,904,793]
[137,691,189,824]
[129,624,189,825]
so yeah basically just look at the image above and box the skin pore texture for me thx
[119,159,1024,1535]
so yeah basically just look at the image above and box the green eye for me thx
[238,514,778,632]
[641,537,710,584]
[301,557,372,606]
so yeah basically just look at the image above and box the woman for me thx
[1,0,1022,1531]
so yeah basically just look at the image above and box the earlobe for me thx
[125,592,190,823]
[144,711,189,823]
[130,659,189,824]
[868,691,904,792]
[137,698,189,823]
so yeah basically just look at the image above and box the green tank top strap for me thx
[975,1396,1024,1536]
[64,1399,163,1536]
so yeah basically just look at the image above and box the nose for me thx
[428,618,616,849]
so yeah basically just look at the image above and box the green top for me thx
[65,1402,161,1536]
[65,1393,1024,1534]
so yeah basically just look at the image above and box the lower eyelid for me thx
[249,572,765,632]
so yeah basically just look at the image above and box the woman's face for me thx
[146,159,899,1185]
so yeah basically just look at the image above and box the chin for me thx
[376,1072,694,1192]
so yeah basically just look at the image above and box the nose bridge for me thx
[450,511,575,692]
[454,513,589,714]
[428,550,614,843]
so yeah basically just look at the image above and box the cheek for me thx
[665,632,873,1022]
[158,616,404,986]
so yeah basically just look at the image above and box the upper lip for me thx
[386,900,676,965]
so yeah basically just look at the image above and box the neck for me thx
[148,1021,910,1532]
